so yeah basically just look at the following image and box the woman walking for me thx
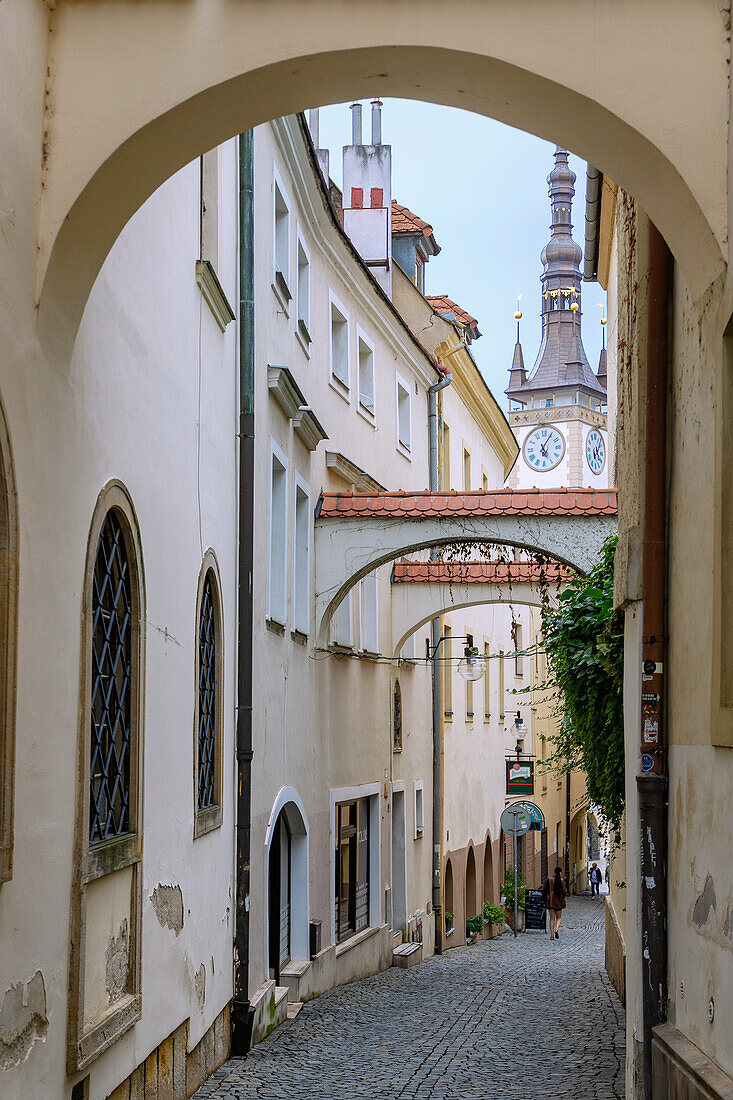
[542,865,567,940]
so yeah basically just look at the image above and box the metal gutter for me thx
[231,128,256,1054]
[583,165,603,282]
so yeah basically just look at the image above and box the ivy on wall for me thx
[542,535,625,841]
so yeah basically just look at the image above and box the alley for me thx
[194,897,624,1099]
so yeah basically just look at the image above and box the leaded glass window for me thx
[90,511,132,845]
[198,572,217,810]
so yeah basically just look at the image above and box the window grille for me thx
[90,511,132,845]
[393,680,402,750]
[198,572,217,810]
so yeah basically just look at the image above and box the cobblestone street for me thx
[195,896,624,1099]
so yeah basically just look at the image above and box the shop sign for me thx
[506,759,534,795]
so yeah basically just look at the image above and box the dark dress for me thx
[543,876,567,911]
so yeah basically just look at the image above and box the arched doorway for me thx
[265,788,310,983]
[465,846,477,922]
[444,857,454,937]
[483,834,495,907]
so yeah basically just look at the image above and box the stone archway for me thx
[34,3,726,359]
[465,846,477,922]
[482,834,495,907]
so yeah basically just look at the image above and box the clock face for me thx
[523,426,565,472]
[586,429,606,474]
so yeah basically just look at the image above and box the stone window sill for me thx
[335,924,380,958]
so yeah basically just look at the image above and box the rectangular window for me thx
[296,235,310,346]
[359,571,378,653]
[465,675,474,720]
[273,174,291,305]
[414,781,424,838]
[514,623,524,677]
[443,624,453,717]
[330,296,349,390]
[199,149,220,267]
[331,591,352,647]
[358,332,375,415]
[463,448,472,491]
[268,446,288,626]
[335,798,370,943]
[499,649,505,720]
[396,375,411,451]
[441,422,451,490]
[293,481,310,635]
[483,641,491,720]
[482,470,489,492]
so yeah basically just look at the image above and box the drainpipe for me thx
[231,129,256,1054]
[637,221,670,1100]
[428,368,452,953]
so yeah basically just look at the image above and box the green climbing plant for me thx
[542,534,625,841]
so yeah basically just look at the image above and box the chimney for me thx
[342,101,393,297]
[308,107,330,182]
[371,99,383,146]
[350,101,363,146]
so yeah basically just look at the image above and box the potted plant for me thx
[482,902,509,936]
[466,914,483,943]
[444,911,454,935]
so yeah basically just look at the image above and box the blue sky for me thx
[316,100,606,407]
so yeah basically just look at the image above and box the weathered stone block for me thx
[172,1020,188,1100]
[144,1049,158,1100]
[186,1038,205,1096]
[108,1077,131,1100]
[158,1034,174,1100]
[129,1063,145,1100]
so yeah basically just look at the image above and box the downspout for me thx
[232,129,256,1054]
[428,367,452,953]
[637,221,670,1100]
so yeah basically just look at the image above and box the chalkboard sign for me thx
[524,889,546,931]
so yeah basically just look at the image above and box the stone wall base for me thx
[604,895,626,1005]
[653,1023,733,1100]
[104,1004,230,1100]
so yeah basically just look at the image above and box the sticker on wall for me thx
[641,754,655,772]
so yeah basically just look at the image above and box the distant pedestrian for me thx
[542,866,567,940]
[604,865,610,888]
[589,863,602,897]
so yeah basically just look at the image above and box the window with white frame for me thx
[514,622,525,677]
[296,235,310,345]
[483,641,491,720]
[414,780,424,838]
[273,173,291,305]
[396,375,411,451]
[360,570,378,653]
[268,446,288,625]
[293,480,310,634]
[330,296,349,389]
[330,591,352,647]
[357,332,375,415]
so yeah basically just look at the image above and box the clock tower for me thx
[506,149,609,490]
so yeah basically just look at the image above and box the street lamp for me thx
[457,645,485,682]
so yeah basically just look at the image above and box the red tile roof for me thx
[391,200,435,236]
[426,294,479,332]
[392,561,575,584]
[317,488,618,519]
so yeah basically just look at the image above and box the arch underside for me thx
[315,512,615,645]
[39,3,727,358]
[392,579,560,657]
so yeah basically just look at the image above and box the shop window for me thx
[335,797,371,942]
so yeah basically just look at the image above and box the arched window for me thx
[195,554,223,836]
[393,679,402,750]
[70,483,145,1070]
[90,511,133,843]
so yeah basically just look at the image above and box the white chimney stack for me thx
[342,102,392,297]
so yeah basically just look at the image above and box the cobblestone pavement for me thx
[195,895,624,1099]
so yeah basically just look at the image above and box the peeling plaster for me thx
[194,964,206,1011]
[105,919,129,1002]
[150,883,184,936]
[692,874,717,927]
[0,971,48,1071]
